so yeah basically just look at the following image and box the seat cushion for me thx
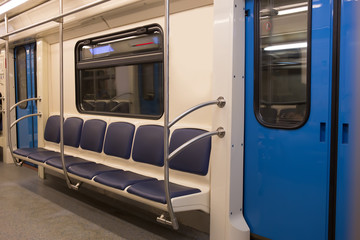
[68,163,117,180]
[103,122,135,159]
[132,125,164,166]
[13,148,48,157]
[80,119,107,153]
[94,170,156,190]
[64,117,83,147]
[28,150,65,163]
[46,156,92,169]
[169,128,211,176]
[44,115,61,143]
[127,180,200,204]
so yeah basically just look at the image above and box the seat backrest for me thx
[169,128,211,176]
[80,119,107,153]
[132,125,164,166]
[44,115,60,143]
[104,122,135,159]
[64,117,84,147]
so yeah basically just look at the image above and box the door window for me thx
[255,0,311,128]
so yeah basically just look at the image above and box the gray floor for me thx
[0,161,209,240]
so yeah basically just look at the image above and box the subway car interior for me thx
[0,0,359,239]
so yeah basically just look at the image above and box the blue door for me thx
[244,1,334,239]
[335,1,360,239]
[14,43,38,149]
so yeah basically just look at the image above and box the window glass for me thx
[16,47,28,109]
[256,0,310,128]
[75,25,163,119]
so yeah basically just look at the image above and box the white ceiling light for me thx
[0,0,29,15]
[264,42,307,51]
[278,6,308,16]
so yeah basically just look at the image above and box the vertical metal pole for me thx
[5,14,22,166]
[59,0,77,190]
[163,0,178,230]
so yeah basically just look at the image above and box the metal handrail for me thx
[168,128,225,162]
[162,0,179,230]
[10,113,42,129]
[10,97,41,111]
[5,14,21,166]
[169,97,226,128]
[0,0,110,39]
[58,0,80,191]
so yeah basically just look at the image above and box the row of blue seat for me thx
[14,115,212,205]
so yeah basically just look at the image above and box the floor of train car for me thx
[0,158,209,240]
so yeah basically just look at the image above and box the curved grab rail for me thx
[10,113,42,129]
[168,127,225,162]
[10,97,41,111]
[168,97,226,128]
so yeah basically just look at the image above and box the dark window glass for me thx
[256,0,310,128]
[16,47,28,109]
[75,25,163,119]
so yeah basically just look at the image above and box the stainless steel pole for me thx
[163,0,179,230]
[59,0,79,190]
[5,14,22,166]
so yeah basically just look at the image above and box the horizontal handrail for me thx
[10,97,41,111]
[168,97,226,128]
[0,0,110,39]
[168,127,225,162]
[10,113,42,129]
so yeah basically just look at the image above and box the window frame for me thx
[253,0,312,129]
[74,24,164,119]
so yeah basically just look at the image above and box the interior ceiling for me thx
[0,0,49,19]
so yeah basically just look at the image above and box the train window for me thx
[255,0,310,128]
[75,24,163,119]
[15,47,28,109]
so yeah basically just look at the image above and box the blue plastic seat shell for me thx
[68,163,118,180]
[94,170,156,190]
[127,180,201,204]
[45,156,92,169]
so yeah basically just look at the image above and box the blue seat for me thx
[68,163,118,180]
[14,115,60,157]
[46,156,92,169]
[63,117,83,148]
[132,125,164,167]
[28,117,84,163]
[169,128,211,176]
[127,180,200,204]
[94,170,156,190]
[80,119,107,153]
[128,128,211,203]
[13,147,48,157]
[103,122,135,159]
[28,151,70,163]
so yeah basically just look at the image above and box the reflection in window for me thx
[256,0,310,128]
[75,25,163,119]
[79,63,162,116]
[16,47,28,109]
